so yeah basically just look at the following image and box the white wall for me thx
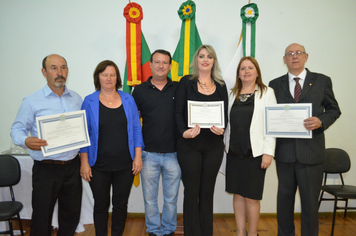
[1,0,355,214]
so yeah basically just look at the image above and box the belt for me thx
[40,155,79,165]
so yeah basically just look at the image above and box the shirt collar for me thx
[288,69,307,83]
[44,84,70,97]
[147,77,154,87]
[147,76,173,88]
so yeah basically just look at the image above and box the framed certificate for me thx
[188,100,225,128]
[264,103,312,139]
[36,110,91,157]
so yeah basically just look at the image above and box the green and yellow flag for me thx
[169,0,202,82]
[123,2,152,94]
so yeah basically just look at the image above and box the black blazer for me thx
[175,75,229,137]
[269,69,341,164]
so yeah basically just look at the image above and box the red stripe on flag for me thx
[135,23,142,84]
[126,21,133,83]
[141,61,152,83]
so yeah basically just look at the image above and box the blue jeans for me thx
[141,151,181,235]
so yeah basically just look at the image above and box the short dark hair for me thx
[150,49,172,64]
[42,54,67,71]
[93,60,122,91]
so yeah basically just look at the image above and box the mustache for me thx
[55,76,66,81]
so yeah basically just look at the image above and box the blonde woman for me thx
[175,45,228,236]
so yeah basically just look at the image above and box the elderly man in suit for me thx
[269,43,341,236]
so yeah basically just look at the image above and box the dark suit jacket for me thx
[175,75,229,137]
[269,69,341,164]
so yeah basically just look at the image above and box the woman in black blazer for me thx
[175,45,228,236]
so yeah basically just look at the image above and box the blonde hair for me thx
[190,45,224,85]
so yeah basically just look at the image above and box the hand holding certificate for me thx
[36,110,91,156]
[188,100,225,128]
[264,103,312,139]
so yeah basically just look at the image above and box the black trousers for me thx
[89,167,134,236]
[177,137,224,236]
[276,161,324,236]
[30,156,82,236]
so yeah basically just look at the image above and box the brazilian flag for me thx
[169,0,202,82]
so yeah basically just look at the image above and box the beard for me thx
[54,76,66,88]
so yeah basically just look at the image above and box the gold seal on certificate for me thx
[264,103,312,139]
[187,100,225,128]
[36,110,91,156]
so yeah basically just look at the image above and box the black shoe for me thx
[163,233,174,236]
[148,233,158,236]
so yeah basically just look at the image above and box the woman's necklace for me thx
[198,79,216,93]
[239,90,256,102]
[100,93,117,105]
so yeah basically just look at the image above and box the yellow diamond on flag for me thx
[183,5,192,16]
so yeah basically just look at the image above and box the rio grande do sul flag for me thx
[169,0,202,82]
[123,2,152,94]
[123,2,151,187]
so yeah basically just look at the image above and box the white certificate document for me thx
[188,100,225,128]
[264,103,312,139]
[36,110,91,157]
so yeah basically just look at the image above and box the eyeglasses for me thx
[285,51,306,57]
